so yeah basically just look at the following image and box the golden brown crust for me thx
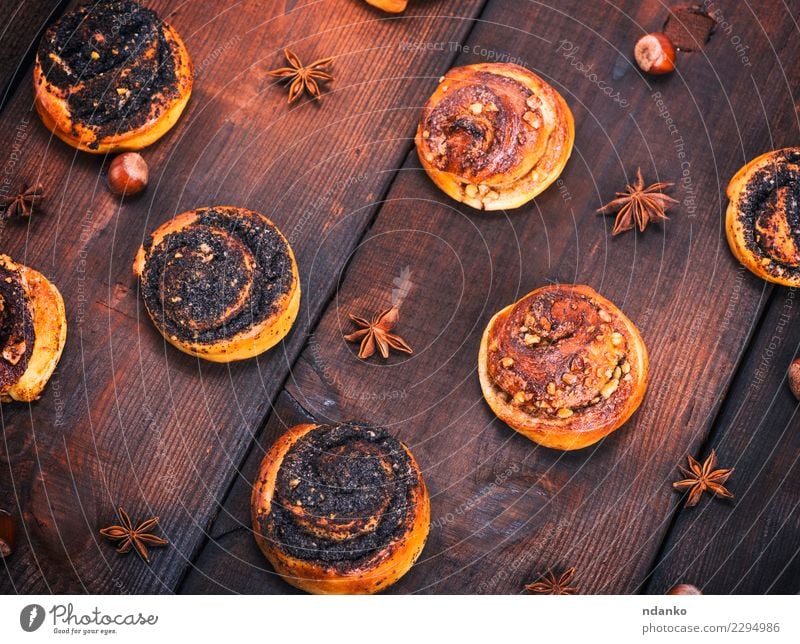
[725,148,800,286]
[364,0,408,11]
[478,285,648,450]
[415,62,574,211]
[133,206,300,363]
[0,255,67,403]
[251,423,430,594]
[33,4,192,154]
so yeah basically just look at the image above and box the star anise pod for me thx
[344,305,413,360]
[672,449,734,508]
[268,48,334,104]
[1,183,44,219]
[596,168,677,235]
[525,566,578,595]
[99,507,169,564]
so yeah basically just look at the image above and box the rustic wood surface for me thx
[2,0,799,594]
[0,1,69,107]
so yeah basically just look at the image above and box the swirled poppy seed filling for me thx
[0,262,34,390]
[739,150,800,275]
[263,423,420,569]
[140,208,293,344]
[38,1,180,144]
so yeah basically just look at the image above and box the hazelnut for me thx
[107,152,149,197]
[634,32,676,75]
[788,357,800,399]
[666,584,702,595]
[0,509,16,558]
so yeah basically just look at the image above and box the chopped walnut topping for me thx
[524,333,540,346]
[523,111,542,129]
[601,379,619,398]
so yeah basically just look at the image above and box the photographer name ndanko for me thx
[49,603,158,628]
[643,605,689,616]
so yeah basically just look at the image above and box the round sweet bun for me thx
[416,62,574,211]
[725,147,800,286]
[133,206,300,363]
[252,422,430,594]
[478,284,648,450]
[0,255,67,403]
[33,1,192,154]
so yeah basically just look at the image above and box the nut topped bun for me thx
[479,284,648,450]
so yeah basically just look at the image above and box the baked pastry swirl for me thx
[133,206,300,362]
[252,422,430,594]
[726,148,800,286]
[478,285,648,450]
[34,0,192,153]
[0,255,67,403]
[415,62,574,210]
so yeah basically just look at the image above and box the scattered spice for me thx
[672,450,734,508]
[597,168,677,235]
[99,507,168,564]
[344,305,413,360]
[525,566,578,595]
[667,583,703,595]
[1,183,45,219]
[0,510,16,558]
[268,49,333,104]
[663,6,717,52]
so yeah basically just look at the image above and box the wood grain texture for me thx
[183,0,800,594]
[647,286,800,594]
[3,0,799,595]
[0,1,69,108]
[0,0,488,593]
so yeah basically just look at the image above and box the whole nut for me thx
[107,152,149,197]
[788,358,800,399]
[634,32,677,75]
[666,584,702,595]
[0,509,16,558]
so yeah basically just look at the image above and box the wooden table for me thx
[1,0,798,595]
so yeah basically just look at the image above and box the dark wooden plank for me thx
[183,390,313,594]
[646,286,800,594]
[183,0,800,593]
[0,0,487,593]
[0,1,69,108]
